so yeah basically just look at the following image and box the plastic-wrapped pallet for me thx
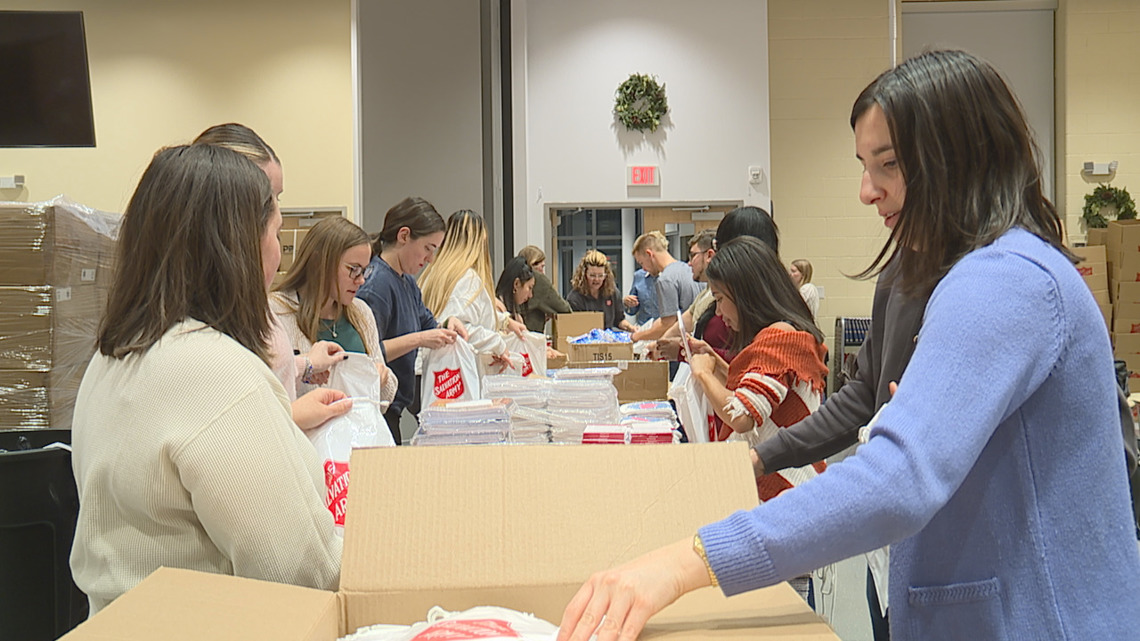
[0,197,120,430]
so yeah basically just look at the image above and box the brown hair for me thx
[791,259,813,284]
[274,216,374,352]
[707,237,823,353]
[98,145,274,361]
[518,245,546,268]
[192,123,279,167]
[689,228,716,252]
[571,249,617,299]
[851,50,1071,296]
[374,196,445,255]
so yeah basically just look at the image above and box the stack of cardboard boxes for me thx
[551,312,669,402]
[1093,221,1140,377]
[270,209,344,289]
[0,200,119,429]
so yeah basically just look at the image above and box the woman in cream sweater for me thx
[71,144,342,614]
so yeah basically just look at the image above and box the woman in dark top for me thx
[566,249,634,332]
[517,245,571,333]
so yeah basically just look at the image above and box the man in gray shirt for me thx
[630,230,703,342]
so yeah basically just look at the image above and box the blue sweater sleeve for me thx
[700,241,1065,594]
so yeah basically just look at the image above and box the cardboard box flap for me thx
[61,567,339,641]
[342,443,758,594]
[339,581,834,637]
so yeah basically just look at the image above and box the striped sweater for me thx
[722,326,829,501]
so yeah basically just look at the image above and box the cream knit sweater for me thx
[70,319,342,614]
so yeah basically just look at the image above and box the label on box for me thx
[80,268,96,282]
[56,287,72,302]
[323,460,350,527]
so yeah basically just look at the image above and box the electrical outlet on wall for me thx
[817,286,825,299]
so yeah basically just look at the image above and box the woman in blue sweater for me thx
[558,49,1140,641]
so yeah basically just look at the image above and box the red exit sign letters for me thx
[628,165,659,186]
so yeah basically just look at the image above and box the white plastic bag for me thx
[308,353,395,529]
[667,362,713,443]
[421,338,481,406]
[502,331,547,377]
[341,606,559,641]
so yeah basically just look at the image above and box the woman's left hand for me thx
[690,352,715,376]
[557,537,710,641]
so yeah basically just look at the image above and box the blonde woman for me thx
[566,249,634,332]
[419,210,525,361]
[271,216,397,403]
[789,258,820,319]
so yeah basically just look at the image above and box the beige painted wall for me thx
[1059,0,1140,244]
[0,0,354,219]
[767,0,894,348]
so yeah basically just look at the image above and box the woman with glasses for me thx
[567,249,634,332]
[271,216,397,402]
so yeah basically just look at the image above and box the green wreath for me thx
[1083,184,1137,229]
[614,73,668,133]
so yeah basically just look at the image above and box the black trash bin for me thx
[0,429,88,640]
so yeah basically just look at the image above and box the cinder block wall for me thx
[767,0,894,349]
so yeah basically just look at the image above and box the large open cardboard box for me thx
[62,444,838,640]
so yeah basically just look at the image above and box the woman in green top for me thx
[517,245,571,333]
[271,216,396,402]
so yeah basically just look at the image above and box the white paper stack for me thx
[483,375,552,443]
[546,370,621,443]
[411,398,514,446]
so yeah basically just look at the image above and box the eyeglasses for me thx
[345,263,374,280]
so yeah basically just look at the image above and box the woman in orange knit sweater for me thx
[689,236,829,499]
[687,235,829,604]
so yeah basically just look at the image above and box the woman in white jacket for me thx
[418,210,524,364]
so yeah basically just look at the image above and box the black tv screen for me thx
[0,11,96,147]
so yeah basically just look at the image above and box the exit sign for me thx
[628,165,659,186]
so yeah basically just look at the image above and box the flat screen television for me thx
[0,11,96,147]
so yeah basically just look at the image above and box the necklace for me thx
[322,318,338,338]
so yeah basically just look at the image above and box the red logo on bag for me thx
[433,367,465,399]
[323,460,350,526]
[411,619,520,640]
[520,353,533,377]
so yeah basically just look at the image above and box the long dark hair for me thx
[495,256,535,318]
[705,237,822,353]
[852,49,1070,296]
[696,206,781,337]
[192,123,279,167]
[98,144,275,361]
[716,206,779,254]
[374,196,445,255]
